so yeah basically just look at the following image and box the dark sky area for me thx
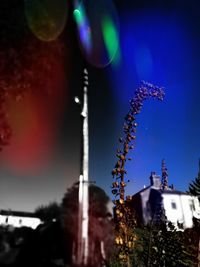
[0,0,200,211]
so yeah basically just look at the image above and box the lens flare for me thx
[73,7,92,54]
[25,0,68,42]
[73,0,120,68]
[0,40,68,175]
[102,15,121,67]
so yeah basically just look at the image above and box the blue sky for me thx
[91,6,200,198]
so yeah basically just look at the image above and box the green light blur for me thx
[73,9,83,25]
[102,16,121,67]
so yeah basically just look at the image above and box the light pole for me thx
[75,68,89,266]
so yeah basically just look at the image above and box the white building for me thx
[131,172,200,230]
[0,210,41,229]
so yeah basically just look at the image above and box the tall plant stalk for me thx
[112,81,165,266]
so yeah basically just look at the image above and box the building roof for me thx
[132,185,151,196]
[160,189,188,195]
[0,210,38,218]
[132,186,189,197]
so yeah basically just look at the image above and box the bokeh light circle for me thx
[73,0,120,68]
[25,0,68,42]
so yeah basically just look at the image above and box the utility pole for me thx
[75,68,89,266]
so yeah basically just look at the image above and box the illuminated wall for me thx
[0,214,41,229]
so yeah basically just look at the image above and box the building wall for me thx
[141,188,163,224]
[133,186,200,230]
[162,194,185,228]
[0,215,41,229]
[130,194,141,225]
[162,193,200,229]
[140,187,151,224]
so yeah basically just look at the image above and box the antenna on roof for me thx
[161,159,168,190]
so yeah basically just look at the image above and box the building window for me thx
[189,199,195,211]
[171,201,177,209]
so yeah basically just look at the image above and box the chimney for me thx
[150,172,161,189]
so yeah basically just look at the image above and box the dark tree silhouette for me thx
[188,159,200,201]
[35,202,61,223]
[187,160,200,267]
[16,183,113,267]
[61,183,114,266]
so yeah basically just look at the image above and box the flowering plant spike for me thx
[111,81,165,265]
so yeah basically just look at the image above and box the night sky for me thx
[0,0,200,211]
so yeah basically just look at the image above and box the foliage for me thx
[187,159,200,266]
[61,183,111,231]
[183,227,199,266]
[35,202,61,223]
[188,160,200,201]
[61,183,114,261]
[110,199,196,267]
[110,221,196,267]
[134,221,195,267]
